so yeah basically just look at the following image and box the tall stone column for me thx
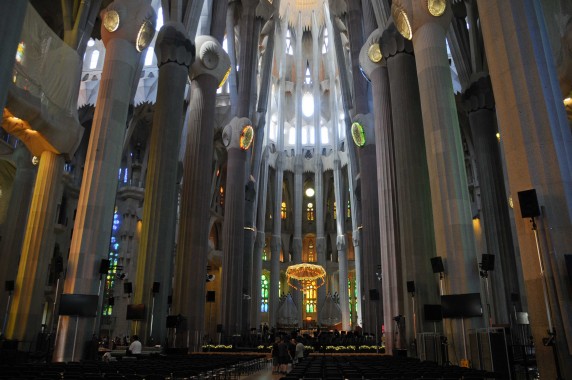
[0,146,35,320]
[324,4,350,332]
[53,0,155,362]
[249,18,275,332]
[311,13,327,325]
[332,158,350,331]
[133,23,194,346]
[171,36,229,351]
[251,148,270,330]
[478,1,572,376]
[382,23,439,342]
[0,1,26,110]
[462,76,519,325]
[359,29,401,352]
[392,0,481,362]
[6,150,64,345]
[350,113,383,336]
[269,18,288,328]
[220,117,253,336]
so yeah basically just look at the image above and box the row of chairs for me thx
[279,355,502,380]
[0,353,267,380]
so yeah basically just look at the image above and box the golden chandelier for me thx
[285,263,326,291]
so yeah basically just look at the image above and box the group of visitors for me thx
[271,335,304,374]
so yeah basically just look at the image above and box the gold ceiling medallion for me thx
[392,5,412,41]
[367,43,382,63]
[103,10,120,32]
[136,19,155,52]
[427,0,447,17]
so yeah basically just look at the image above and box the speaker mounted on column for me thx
[430,257,444,273]
[517,189,540,218]
[407,281,415,294]
[481,254,495,271]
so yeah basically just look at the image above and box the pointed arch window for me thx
[347,200,351,218]
[286,29,293,55]
[89,50,100,69]
[307,202,314,221]
[144,47,154,66]
[304,281,317,313]
[321,126,329,144]
[261,274,269,312]
[281,201,287,219]
[322,28,329,54]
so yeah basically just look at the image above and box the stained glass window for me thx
[281,201,287,219]
[261,274,269,312]
[103,207,121,316]
[304,281,317,313]
[307,202,314,221]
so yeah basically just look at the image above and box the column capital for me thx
[391,0,452,39]
[100,0,156,51]
[190,36,231,84]
[155,23,195,68]
[380,22,414,59]
[222,117,254,151]
[462,75,495,113]
[359,28,385,80]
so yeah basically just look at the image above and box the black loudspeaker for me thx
[166,315,179,328]
[99,259,110,274]
[108,297,115,306]
[216,324,223,333]
[407,281,415,293]
[511,293,520,303]
[152,282,160,293]
[123,282,133,294]
[167,295,173,305]
[517,189,540,218]
[565,255,572,283]
[481,254,495,271]
[430,257,444,273]
[206,291,215,303]
[369,289,380,301]
[5,280,15,292]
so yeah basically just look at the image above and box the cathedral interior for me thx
[1,0,572,378]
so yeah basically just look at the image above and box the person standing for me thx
[271,337,280,373]
[295,338,304,365]
[278,337,290,374]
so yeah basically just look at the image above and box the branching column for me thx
[392,0,481,362]
[0,146,35,322]
[172,36,229,351]
[462,76,519,324]
[311,13,327,326]
[6,150,64,346]
[360,29,400,347]
[382,23,439,340]
[53,0,155,362]
[351,114,382,336]
[221,117,253,337]
[478,1,572,376]
[133,23,194,346]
